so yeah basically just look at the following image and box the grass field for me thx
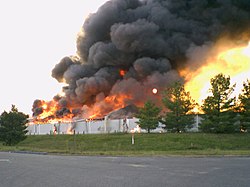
[1,133,250,156]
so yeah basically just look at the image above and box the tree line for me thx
[136,73,250,133]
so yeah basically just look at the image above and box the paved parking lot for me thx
[0,152,250,187]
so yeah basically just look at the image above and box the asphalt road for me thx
[0,152,250,187]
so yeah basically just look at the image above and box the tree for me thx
[161,81,196,133]
[136,101,161,133]
[238,79,250,131]
[0,105,28,145]
[200,74,237,133]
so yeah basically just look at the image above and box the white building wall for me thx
[26,118,139,135]
[27,115,200,135]
[188,115,201,132]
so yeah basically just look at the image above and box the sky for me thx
[0,0,108,115]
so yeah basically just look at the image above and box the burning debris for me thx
[32,0,250,123]
[107,104,139,120]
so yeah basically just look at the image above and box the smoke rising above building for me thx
[32,0,250,120]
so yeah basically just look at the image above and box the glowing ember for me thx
[119,70,126,77]
[181,41,250,106]
[152,88,158,94]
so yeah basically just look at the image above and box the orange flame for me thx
[82,93,134,119]
[32,100,74,124]
[181,40,250,106]
[119,69,126,77]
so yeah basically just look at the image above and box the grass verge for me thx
[1,133,250,156]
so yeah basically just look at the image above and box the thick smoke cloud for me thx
[33,0,250,118]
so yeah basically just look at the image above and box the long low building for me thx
[27,117,142,135]
[26,115,201,135]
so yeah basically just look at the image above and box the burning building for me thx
[26,117,146,135]
[31,0,250,126]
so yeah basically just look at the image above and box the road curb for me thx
[10,151,48,155]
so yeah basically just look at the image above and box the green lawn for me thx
[1,133,250,156]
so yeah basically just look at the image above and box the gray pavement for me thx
[0,152,250,187]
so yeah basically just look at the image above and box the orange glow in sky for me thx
[182,41,250,105]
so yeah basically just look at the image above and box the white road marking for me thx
[0,159,11,163]
[127,164,147,168]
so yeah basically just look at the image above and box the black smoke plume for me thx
[33,0,250,118]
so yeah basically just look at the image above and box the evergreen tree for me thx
[238,79,250,132]
[200,74,237,133]
[136,101,161,133]
[0,105,28,145]
[161,81,196,133]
